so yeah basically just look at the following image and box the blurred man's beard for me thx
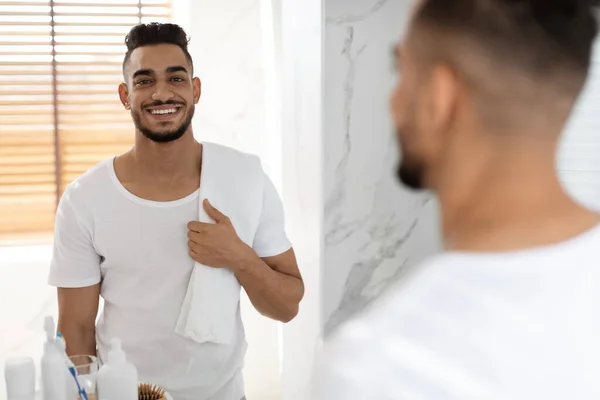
[131,104,195,143]
[395,128,426,190]
[396,160,425,190]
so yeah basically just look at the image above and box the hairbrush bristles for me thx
[138,383,166,400]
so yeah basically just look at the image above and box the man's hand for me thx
[189,199,303,323]
[187,199,255,269]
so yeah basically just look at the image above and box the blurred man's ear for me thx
[429,64,459,137]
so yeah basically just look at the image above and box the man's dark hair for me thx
[411,0,599,117]
[122,22,193,77]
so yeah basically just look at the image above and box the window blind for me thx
[558,36,600,212]
[0,0,171,243]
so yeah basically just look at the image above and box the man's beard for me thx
[396,159,425,190]
[395,128,426,190]
[132,103,195,143]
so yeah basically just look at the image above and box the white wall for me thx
[175,1,328,398]
[557,40,600,212]
[174,0,270,161]
[275,0,325,398]
[0,246,56,397]
[173,1,283,398]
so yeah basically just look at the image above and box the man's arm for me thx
[48,185,102,355]
[232,248,304,322]
[57,284,100,356]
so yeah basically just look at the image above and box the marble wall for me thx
[322,0,442,337]
[274,1,442,398]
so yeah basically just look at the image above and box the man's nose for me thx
[152,81,175,102]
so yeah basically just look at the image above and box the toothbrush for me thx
[68,366,89,400]
[57,332,89,400]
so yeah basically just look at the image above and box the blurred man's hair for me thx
[410,0,599,123]
[122,22,193,76]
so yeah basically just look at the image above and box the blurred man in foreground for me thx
[313,0,600,398]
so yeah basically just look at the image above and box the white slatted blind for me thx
[0,0,172,243]
[558,34,600,211]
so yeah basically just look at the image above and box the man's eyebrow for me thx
[166,66,188,74]
[132,69,154,79]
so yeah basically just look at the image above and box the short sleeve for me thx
[252,173,293,258]
[48,184,102,288]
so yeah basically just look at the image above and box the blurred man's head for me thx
[391,0,598,190]
[119,23,201,143]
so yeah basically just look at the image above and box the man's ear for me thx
[118,82,130,110]
[428,63,459,139]
[192,77,201,104]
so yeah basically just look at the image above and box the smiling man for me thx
[48,23,304,400]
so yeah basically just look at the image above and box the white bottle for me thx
[4,357,35,400]
[97,338,138,400]
[41,316,68,400]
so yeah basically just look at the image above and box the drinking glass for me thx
[67,355,98,400]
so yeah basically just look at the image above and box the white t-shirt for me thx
[313,225,600,400]
[48,151,292,400]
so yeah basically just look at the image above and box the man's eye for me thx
[171,77,185,82]
[136,79,152,85]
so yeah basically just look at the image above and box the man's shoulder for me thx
[62,157,114,204]
[375,254,454,306]
[327,254,457,343]
[316,256,448,399]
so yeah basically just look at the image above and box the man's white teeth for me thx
[150,108,177,115]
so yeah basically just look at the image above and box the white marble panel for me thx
[323,0,442,336]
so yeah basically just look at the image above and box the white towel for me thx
[175,142,265,344]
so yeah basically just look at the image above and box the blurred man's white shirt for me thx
[313,224,600,400]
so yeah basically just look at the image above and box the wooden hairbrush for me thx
[138,383,166,400]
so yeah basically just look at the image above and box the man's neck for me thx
[130,130,202,181]
[436,140,599,252]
